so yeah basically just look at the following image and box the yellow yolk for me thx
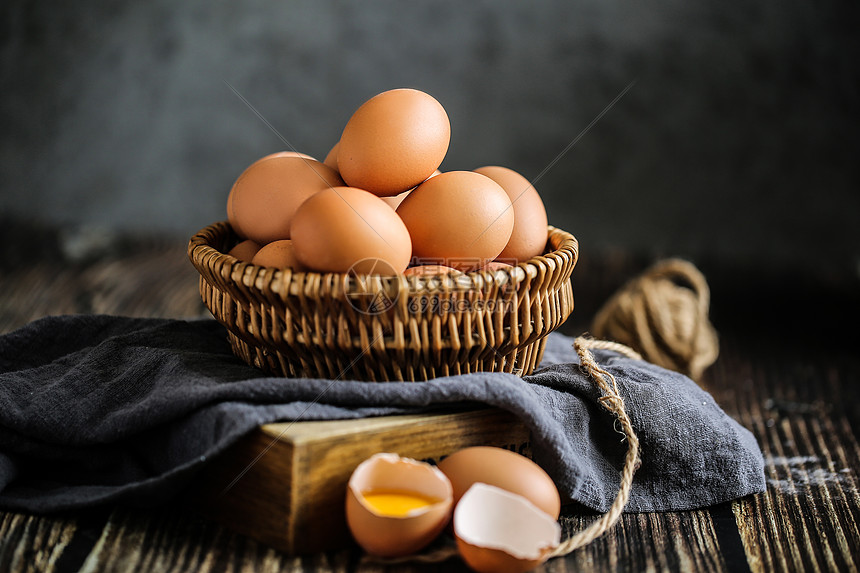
[361,491,438,517]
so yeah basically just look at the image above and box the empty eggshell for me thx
[437,446,561,519]
[345,453,453,558]
[454,483,561,573]
[230,155,344,245]
[338,88,450,196]
[473,166,548,263]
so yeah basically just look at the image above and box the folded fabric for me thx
[0,315,765,513]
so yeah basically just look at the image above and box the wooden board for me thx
[191,408,531,555]
[4,239,860,572]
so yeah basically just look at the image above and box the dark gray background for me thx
[2,0,858,279]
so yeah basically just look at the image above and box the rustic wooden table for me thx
[1,222,858,572]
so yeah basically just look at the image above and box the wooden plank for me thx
[0,245,204,335]
[716,338,860,573]
[73,508,310,573]
[191,408,531,555]
[550,510,729,573]
[0,512,77,573]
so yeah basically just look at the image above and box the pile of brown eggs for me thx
[346,448,562,572]
[225,88,548,275]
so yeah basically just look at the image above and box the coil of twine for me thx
[591,258,719,381]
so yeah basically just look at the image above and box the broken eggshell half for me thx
[454,483,561,573]
[345,452,453,557]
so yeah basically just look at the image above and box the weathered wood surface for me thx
[1,235,858,572]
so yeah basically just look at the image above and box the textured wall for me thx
[2,0,858,276]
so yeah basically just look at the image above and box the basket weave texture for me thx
[188,221,578,382]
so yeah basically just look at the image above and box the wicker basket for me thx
[187,221,578,381]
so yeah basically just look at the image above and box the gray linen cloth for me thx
[0,315,764,513]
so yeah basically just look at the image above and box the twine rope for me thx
[362,336,641,565]
[548,336,640,557]
[591,258,719,380]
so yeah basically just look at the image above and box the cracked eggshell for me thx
[437,446,561,520]
[454,483,561,573]
[345,453,453,558]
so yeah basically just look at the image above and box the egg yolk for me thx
[361,490,439,517]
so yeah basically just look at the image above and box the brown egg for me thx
[473,166,548,262]
[229,155,343,245]
[227,239,261,262]
[345,453,453,558]
[227,151,318,237]
[338,89,450,196]
[226,186,245,237]
[250,239,305,270]
[323,141,339,170]
[454,483,560,573]
[396,171,514,271]
[437,446,561,519]
[291,186,412,274]
[403,264,462,277]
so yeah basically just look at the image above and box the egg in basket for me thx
[188,89,578,381]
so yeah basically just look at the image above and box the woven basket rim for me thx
[188,221,578,380]
[187,221,578,296]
